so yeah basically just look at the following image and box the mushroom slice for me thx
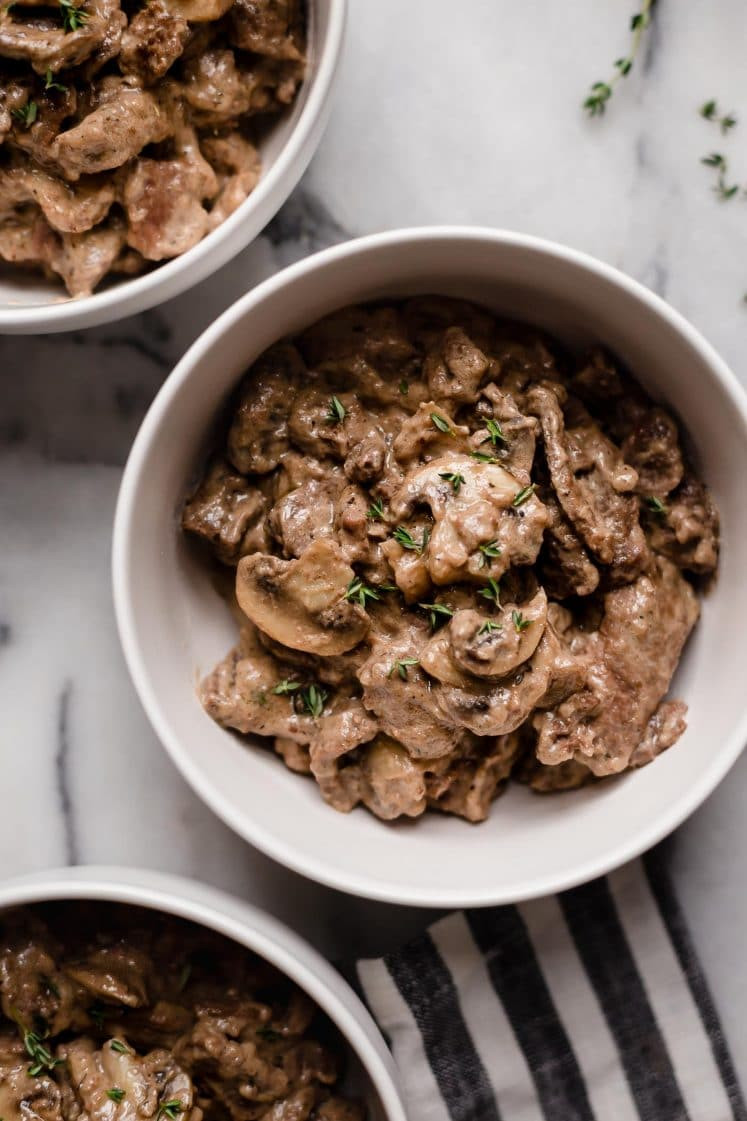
[422,589,548,684]
[358,735,427,820]
[426,623,585,739]
[236,539,370,655]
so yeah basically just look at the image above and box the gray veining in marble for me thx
[2,0,747,1082]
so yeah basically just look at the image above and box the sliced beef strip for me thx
[538,490,600,599]
[357,629,469,760]
[124,149,216,261]
[527,383,649,581]
[534,557,698,776]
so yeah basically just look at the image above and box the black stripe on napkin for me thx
[387,931,501,1121]
[561,877,690,1121]
[644,849,747,1121]
[467,906,594,1121]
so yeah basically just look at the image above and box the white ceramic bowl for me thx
[0,0,345,334]
[113,226,747,908]
[0,865,406,1121]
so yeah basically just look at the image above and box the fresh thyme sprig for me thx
[11,101,37,127]
[430,412,452,435]
[300,684,328,718]
[388,657,419,681]
[478,578,501,605]
[512,610,530,634]
[44,68,67,93]
[438,471,465,493]
[366,497,385,521]
[393,525,429,553]
[157,1101,184,1121]
[482,419,507,446]
[583,0,657,116]
[478,619,503,636]
[418,602,454,630]
[58,0,88,31]
[470,450,498,464]
[478,540,502,567]
[110,1040,131,1055]
[272,679,301,696]
[326,395,346,424]
[512,484,536,507]
[22,1025,63,1077]
[645,495,668,517]
[700,100,737,134]
[345,577,381,608]
[701,152,739,200]
[107,1089,126,1103]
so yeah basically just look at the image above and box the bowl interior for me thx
[116,231,747,906]
[0,0,334,314]
[0,870,398,1121]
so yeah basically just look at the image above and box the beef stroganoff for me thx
[182,297,719,823]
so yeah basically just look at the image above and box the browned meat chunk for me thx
[227,344,304,474]
[0,162,116,234]
[630,700,688,768]
[119,0,190,84]
[52,87,171,179]
[645,475,719,575]
[229,0,304,60]
[535,558,698,775]
[201,132,261,230]
[124,143,217,260]
[424,326,489,403]
[424,732,524,821]
[622,406,684,496]
[182,459,268,564]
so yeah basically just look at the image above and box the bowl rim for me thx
[0,0,347,334]
[113,224,747,908]
[0,864,407,1121]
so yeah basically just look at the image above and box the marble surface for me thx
[2,0,747,1080]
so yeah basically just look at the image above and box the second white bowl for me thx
[0,0,346,333]
[113,227,747,907]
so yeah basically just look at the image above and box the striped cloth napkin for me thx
[355,852,745,1121]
